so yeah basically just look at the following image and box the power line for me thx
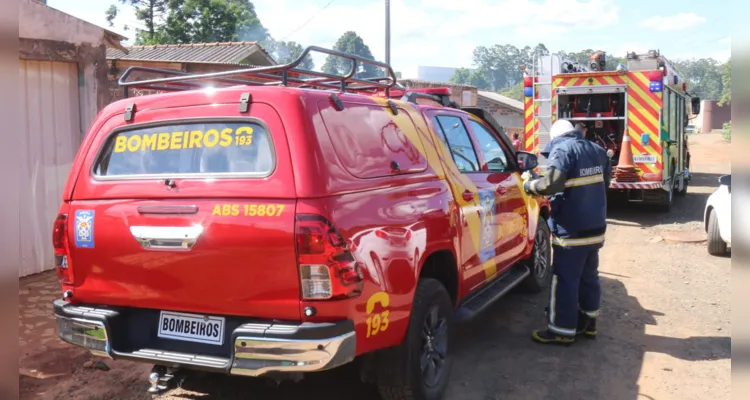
[280,0,337,41]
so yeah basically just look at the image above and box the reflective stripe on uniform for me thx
[530,180,541,195]
[549,275,558,326]
[580,308,600,318]
[547,274,577,336]
[548,323,576,336]
[564,173,604,188]
[552,234,605,247]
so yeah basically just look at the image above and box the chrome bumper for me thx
[53,300,356,377]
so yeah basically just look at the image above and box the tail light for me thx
[52,213,74,285]
[296,215,364,300]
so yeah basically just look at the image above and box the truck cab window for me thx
[468,120,511,173]
[433,116,480,172]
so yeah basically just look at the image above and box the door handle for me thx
[462,191,475,201]
[130,225,204,250]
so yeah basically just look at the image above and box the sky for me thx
[47,0,731,76]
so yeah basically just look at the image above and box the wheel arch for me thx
[417,249,459,307]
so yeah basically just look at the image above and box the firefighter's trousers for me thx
[547,243,602,336]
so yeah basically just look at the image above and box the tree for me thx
[269,40,314,70]
[105,0,168,43]
[499,81,524,102]
[322,31,379,78]
[719,59,731,106]
[160,0,270,44]
[674,58,724,101]
[449,67,489,89]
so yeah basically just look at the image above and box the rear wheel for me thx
[707,208,727,256]
[676,174,688,196]
[378,278,453,400]
[656,169,675,213]
[520,219,552,293]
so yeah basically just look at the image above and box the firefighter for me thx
[522,119,611,345]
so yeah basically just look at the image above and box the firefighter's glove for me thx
[522,173,536,195]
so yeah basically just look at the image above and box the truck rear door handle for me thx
[130,225,204,250]
[462,191,475,201]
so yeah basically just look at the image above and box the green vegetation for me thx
[723,121,731,142]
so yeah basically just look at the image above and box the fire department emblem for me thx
[74,210,95,248]
[477,189,496,263]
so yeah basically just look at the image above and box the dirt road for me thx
[19,133,731,400]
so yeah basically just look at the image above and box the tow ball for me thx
[147,365,182,395]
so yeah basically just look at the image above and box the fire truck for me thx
[522,50,701,211]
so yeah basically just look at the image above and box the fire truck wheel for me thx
[520,218,552,293]
[378,278,453,400]
[707,209,728,256]
[656,171,676,213]
[676,174,688,196]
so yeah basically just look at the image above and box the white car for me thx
[704,174,731,255]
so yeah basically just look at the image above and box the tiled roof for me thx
[477,90,524,112]
[106,41,274,66]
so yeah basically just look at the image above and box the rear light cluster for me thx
[296,215,364,300]
[52,213,74,285]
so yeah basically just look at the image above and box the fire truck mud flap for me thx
[53,299,357,377]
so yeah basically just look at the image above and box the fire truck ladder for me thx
[531,53,559,169]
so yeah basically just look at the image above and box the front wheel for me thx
[378,278,453,400]
[707,208,728,256]
[519,218,552,293]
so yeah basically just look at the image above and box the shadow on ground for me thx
[158,277,729,400]
[606,172,724,228]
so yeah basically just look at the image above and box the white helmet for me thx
[549,119,575,141]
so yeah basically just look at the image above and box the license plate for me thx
[633,155,657,163]
[158,311,225,345]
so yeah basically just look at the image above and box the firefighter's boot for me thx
[531,329,575,345]
[576,311,597,339]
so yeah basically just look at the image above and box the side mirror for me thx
[691,97,701,115]
[719,175,731,187]
[516,151,538,171]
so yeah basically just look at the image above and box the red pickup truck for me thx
[52,47,551,400]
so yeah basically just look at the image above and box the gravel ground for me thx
[19,133,731,400]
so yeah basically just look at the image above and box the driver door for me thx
[428,112,505,291]
[465,118,528,271]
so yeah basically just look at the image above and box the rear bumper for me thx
[53,299,356,377]
[609,181,663,190]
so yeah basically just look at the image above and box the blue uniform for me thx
[525,129,611,337]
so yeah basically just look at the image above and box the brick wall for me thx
[475,97,524,131]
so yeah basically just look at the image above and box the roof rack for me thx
[118,45,398,98]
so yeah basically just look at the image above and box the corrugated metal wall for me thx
[17,60,81,277]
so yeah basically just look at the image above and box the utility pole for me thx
[385,0,391,66]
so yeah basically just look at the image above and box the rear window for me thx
[319,102,428,179]
[94,122,275,178]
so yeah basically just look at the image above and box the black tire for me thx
[656,169,675,213]
[676,174,688,196]
[378,278,453,400]
[519,218,552,293]
[707,208,727,256]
